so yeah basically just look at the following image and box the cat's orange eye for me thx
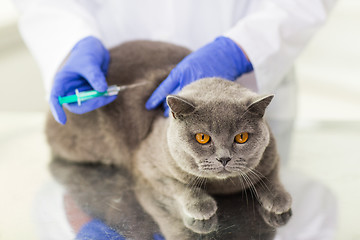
[195,133,211,144]
[235,132,249,144]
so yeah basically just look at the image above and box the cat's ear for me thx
[246,95,274,118]
[166,95,195,119]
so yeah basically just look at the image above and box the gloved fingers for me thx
[163,85,181,117]
[153,233,165,240]
[53,71,84,92]
[53,72,94,102]
[61,36,110,93]
[76,219,126,240]
[146,70,180,110]
[64,95,117,114]
[78,65,108,93]
[49,95,67,125]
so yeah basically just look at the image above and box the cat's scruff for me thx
[46,40,292,239]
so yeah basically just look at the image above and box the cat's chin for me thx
[213,169,237,180]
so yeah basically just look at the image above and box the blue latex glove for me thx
[76,219,165,240]
[76,219,126,240]
[145,36,253,116]
[49,36,117,125]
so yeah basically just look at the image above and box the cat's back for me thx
[46,41,190,166]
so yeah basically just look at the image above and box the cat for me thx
[51,152,276,239]
[46,40,292,239]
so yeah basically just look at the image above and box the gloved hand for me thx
[76,219,165,240]
[145,36,253,116]
[64,194,166,240]
[49,36,117,125]
[76,219,126,240]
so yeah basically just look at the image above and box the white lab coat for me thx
[14,0,336,119]
[15,1,338,239]
[14,0,336,160]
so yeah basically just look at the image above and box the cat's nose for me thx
[217,157,231,166]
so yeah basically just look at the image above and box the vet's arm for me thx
[224,0,337,93]
[14,0,116,125]
[145,36,253,116]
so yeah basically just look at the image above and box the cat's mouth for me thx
[198,159,246,178]
[215,168,236,179]
[217,169,230,174]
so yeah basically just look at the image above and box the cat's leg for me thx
[160,177,218,233]
[177,187,218,221]
[135,180,214,239]
[178,190,218,234]
[253,165,292,227]
[138,175,218,234]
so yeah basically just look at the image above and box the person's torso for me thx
[79,0,252,49]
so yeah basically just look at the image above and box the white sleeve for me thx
[14,0,103,98]
[225,0,337,94]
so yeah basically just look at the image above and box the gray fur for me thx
[47,40,292,240]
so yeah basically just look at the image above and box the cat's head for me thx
[166,78,274,179]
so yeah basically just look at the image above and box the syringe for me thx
[58,82,146,106]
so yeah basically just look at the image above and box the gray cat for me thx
[47,40,292,239]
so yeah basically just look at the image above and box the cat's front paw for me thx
[258,191,292,227]
[259,207,292,227]
[182,195,217,220]
[183,214,218,234]
[260,191,292,215]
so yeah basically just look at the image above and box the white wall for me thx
[0,0,46,112]
[296,0,360,122]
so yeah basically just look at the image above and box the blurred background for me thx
[0,0,359,239]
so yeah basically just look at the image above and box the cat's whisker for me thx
[252,168,273,190]
[193,176,201,187]
[242,173,260,202]
[238,170,261,211]
[242,174,255,199]
[246,171,267,194]
[202,177,208,190]
[188,176,202,193]
[228,177,237,186]
[191,174,207,192]
[237,171,250,206]
[242,175,250,206]
[105,202,122,212]
[241,172,258,217]
[250,168,269,181]
[243,168,267,195]
[246,168,272,194]
[216,223,238,234]
[234,158,246,165]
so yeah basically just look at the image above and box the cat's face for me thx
[166,78,273,179]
